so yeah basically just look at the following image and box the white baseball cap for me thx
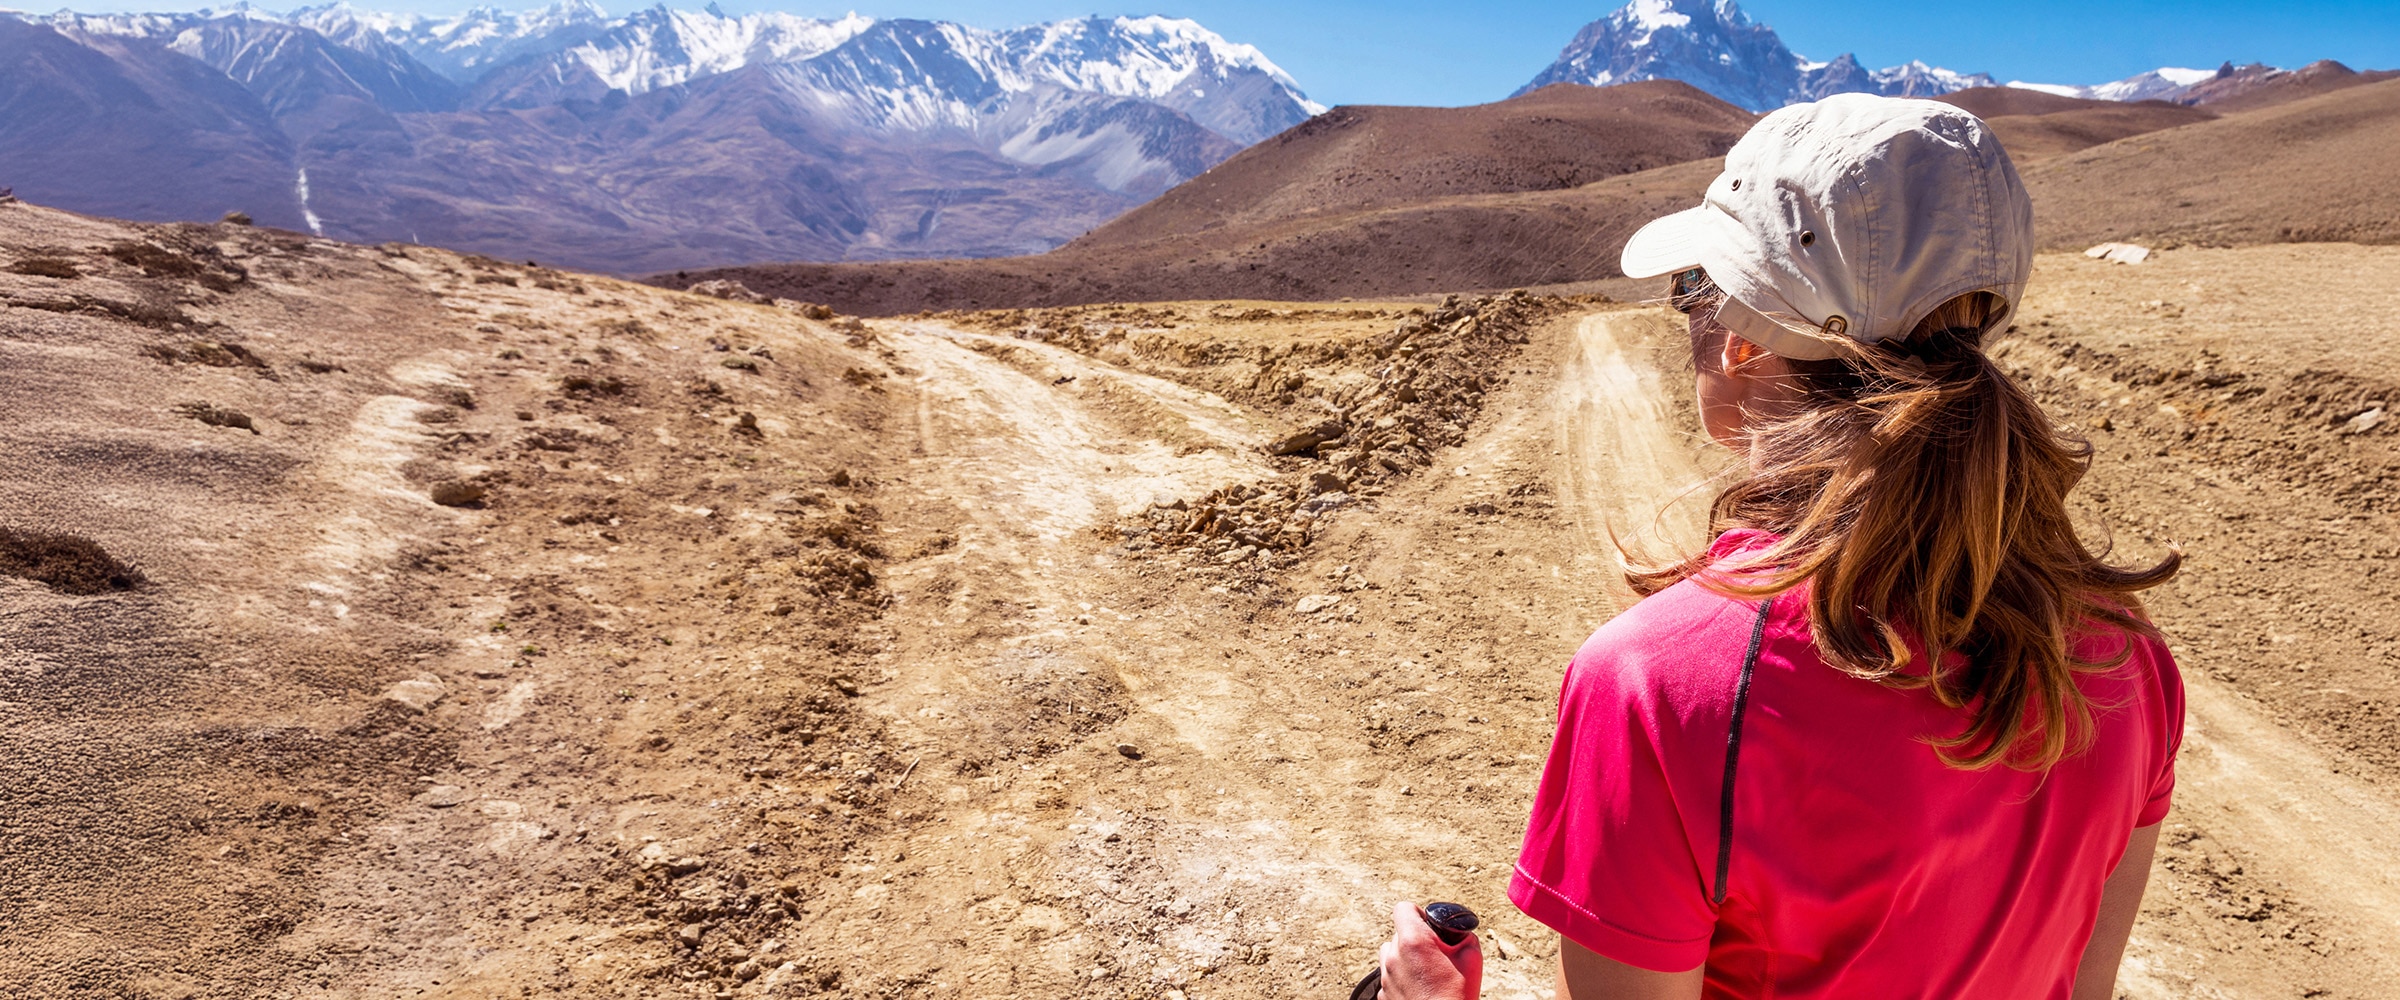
[1621,93,2033,361]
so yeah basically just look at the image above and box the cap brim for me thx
[1619,205,1716,279]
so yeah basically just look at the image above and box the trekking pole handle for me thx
[1347,902,1480,999]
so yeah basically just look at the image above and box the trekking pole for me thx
[1348,901,1479,1000]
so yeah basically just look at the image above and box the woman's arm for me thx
[1555,937,1705,1000]
[2072,823,2161,1000]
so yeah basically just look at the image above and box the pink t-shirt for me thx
[1510,529,2183,998]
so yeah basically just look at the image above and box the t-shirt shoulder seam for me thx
[1510,863,1715,949]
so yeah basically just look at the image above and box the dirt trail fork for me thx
[1348,902,1479,999]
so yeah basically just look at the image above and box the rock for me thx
[774,300,837,320]
[733,411,763,438]
[2343,407,2385,435]
[1294,594,1341,614]
[1217,546,1255,564]
[174,401,257,434]
[412,783,468,807]
[1300,491,1352,513]
[220,210,252,226]
[383,676,446,712]
[1115,743,1143,760]
[2083,242,2151,265]
[1302,470,1348,497]
[1265,419,1345,456]
[687,279,767,303]
[677,923,707,947]
[429,481,486,507]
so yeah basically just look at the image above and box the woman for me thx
[1377,94,2183,999]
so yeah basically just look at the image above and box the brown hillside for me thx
[2024,76,2400,248]
[667,76,2400,315]
[1934,88,2217,164]
[1936,87,2114,119]
[659,83,1751,313]
[671,159,1720,314]
[1071,81,1753,249]
[2177,59,2400,113]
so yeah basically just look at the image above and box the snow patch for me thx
[2005,81,2086,97]
[1623,0,1693,32]
[295,167,324,237]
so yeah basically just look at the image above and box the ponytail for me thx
[1630,292,2179,770]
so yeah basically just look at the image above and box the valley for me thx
[3,204,2397,997]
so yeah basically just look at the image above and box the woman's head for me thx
[1623,97,2177,771]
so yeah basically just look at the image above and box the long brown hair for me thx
[1632,286,2180,771]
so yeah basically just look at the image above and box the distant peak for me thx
[1522,0,1987,110]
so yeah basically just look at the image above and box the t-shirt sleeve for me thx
[1509,641,1720,973]
[2137,642,2186,826]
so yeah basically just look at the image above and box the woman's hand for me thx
[1376,900,1483,1000]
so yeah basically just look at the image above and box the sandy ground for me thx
[2,204,2397,998]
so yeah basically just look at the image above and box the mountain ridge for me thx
[0,3,1321,271]
[1518,0,1999,111]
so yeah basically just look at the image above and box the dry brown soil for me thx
[4,203,2398,998]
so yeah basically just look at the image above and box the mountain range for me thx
[1518,0,1999,111]
[1516,0,2394,115]
[0,0,2387,275]
[0,2,1321,271]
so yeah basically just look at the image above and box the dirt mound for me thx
[1933,88,2217,164]
[0,527,146,594]
[2023,77,2400,248]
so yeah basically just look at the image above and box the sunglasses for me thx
[1669,267,1721,315]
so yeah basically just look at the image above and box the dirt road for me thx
[4,206,2395,998]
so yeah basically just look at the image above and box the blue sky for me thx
[89,0,2400,107]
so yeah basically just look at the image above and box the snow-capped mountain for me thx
[294,0,615,80]
[2010,66,2228,103]
[0,3,1326,271]
[1517,0,1997,111]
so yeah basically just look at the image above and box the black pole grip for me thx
[1347,902,1479,999]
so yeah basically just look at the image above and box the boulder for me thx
[688,279,768,303]
[1266,419,1345,456]
[383,676,447,712]
[430,481,486,507]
